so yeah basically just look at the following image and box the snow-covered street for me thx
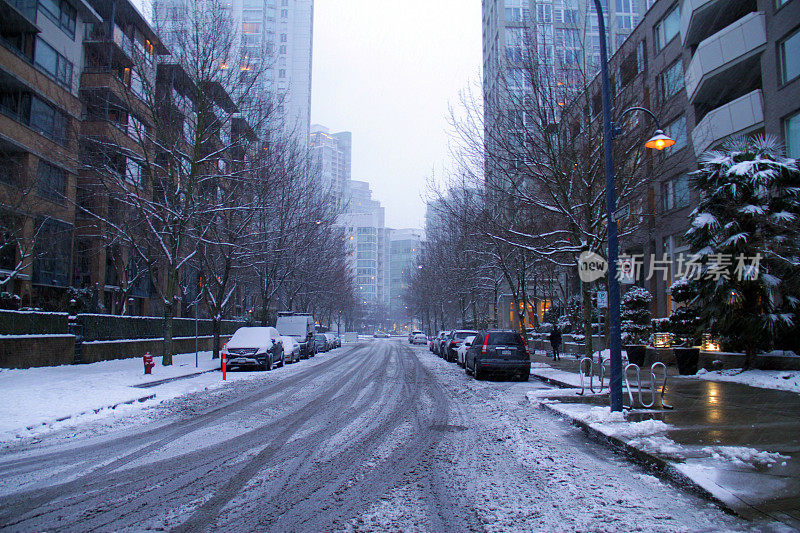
[0,340,772,532]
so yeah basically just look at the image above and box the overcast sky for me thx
[311,0,482,229]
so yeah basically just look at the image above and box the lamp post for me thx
[592,0,674,411]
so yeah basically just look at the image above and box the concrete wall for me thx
[0,335,75,368]
[79,335,233,364]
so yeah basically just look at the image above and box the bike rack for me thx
[578,357,610,395]
[623,362,674,410]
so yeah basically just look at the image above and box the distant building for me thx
[337,181,387,306]
[387,229,423,318]
[309,124,351,202]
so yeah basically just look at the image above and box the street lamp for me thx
[592,0,674,412]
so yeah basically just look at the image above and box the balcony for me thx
[684,12,766,105]
[84,24,135,68]
[681,0,757,48]
[691,89,764,157]
[0,0,38,34]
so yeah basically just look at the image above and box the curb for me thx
[536,400,768,523]
[132,369,217,389]
[25,393,156,430]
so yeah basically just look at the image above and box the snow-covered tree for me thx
[685,135,800,368]
[620,286,652,345]
[667,277,701,346]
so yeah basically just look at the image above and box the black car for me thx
[443,329,478,363]
[465,330,530,381]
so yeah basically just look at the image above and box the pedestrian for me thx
[549,326,562,361]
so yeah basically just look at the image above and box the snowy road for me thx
[0,340,754,532]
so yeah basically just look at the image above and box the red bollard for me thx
[143,352,154,375]
[221,344,227,381]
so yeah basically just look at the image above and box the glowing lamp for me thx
[644,129,675,151]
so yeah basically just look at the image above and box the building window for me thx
[33,218,72,287]
[654,5,679,52]
[34,38,74,89]
[662,174,690,212]
[785,110,800,158]
[657,60,684,101]
[37,160,66,202]
[665,115,687,151]
[29,95,69,146]
[38,0,77,39]
[779,28,800,84]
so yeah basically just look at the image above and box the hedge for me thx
[76,314,248,342]
[0,310,69,335]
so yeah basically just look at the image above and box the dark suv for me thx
[465,330,530,381]
[443,329,478,363]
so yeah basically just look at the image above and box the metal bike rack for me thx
[578,357,610,395]
[623,362,674,410]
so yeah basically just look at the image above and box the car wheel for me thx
[264,356,272,371]
[473,362,482,380]
[519,370,530,382]
[465,358,472,375]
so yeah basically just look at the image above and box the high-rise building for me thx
[337,181,388,306]
[154,0,313,144]
[387,229,423,318]
[309,124,350,202]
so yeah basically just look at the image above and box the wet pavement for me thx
[529,352,800,528]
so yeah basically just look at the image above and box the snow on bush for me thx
[701,446,789,467]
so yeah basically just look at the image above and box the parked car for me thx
[408,330,423,344]
[223,327,285,370]
[324,333,338,349]
[465,330,530,381]
[374,331,389,338]
[412,332,428,345]
[313,331,329,352]
[443,329,478,363]
[279,336,301,363]
[456,335,476,367]
[276,313,316,358]
[430,331,447,354]
[437,331,452,358]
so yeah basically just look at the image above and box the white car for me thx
[223,327,285,370]
[409,330,423,343]
[412,332,428,345]
[324,333,338,349]
[279,336,301,363]
[456,335,476,367]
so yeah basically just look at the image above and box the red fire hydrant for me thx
[143,352,154,375]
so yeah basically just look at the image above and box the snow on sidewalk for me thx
[0,351,226,442]
[688,368,800,394]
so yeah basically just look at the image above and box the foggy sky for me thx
[311,0,482,229]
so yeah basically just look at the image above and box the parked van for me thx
[276,313,316,358]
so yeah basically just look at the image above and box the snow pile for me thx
[701,446,790,468]
[524,390,559,407]
[692,368,800,394]
[577,406,627,424]
[604,418,672,438]
[628,436,684,457]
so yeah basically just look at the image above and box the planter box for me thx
[675,347,700,375]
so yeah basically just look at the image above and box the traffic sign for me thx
[613,203,630,222]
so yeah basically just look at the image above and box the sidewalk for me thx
[528,352,800,529]
[0,351,222,442]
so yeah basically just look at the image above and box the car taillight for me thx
[481,334,489,354]
[450,341,458,347]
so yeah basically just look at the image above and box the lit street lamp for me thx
[592,0,674,412]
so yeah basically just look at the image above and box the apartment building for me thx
[607,0,800,317]
[154,0,314,145]
[387,228,422,319]
[309,123,351,203]
[0,0,99,308]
